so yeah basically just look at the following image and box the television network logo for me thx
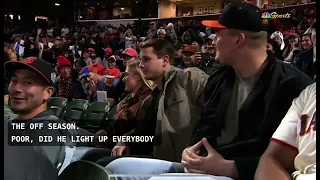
[262,12,291,19]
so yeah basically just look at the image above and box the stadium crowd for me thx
[4,2,316,180]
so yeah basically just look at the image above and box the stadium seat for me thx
[61,99,89,124]
[47,97,68,118]
[80,101,111,132]
[58,160,114,180]
[101,103,118,128]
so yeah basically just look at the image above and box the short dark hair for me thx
[302,33,311,38]
[139,38,174,64]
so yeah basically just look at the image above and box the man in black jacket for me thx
[105,3,313,180]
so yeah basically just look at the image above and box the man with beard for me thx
[199,38,220,74]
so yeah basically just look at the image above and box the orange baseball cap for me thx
[182,45,198,54]
[122,48,138,57]
[202,2,264,32]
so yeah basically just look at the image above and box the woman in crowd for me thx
[283,33,301,62]
[54,56,86,101]
[166,23,178,45]
[181,31,193,45]
[4,42,17,61]
[80,61,154,165]
[124,29,137,48]
[271,31,286,60]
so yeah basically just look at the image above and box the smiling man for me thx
[5,57,69,170]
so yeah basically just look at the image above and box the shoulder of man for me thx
[273,58,313,82]
[176,67,208,88]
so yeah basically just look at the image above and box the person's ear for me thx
[235,33,246,48]
[43,86,54,102]
[162,55,170,67]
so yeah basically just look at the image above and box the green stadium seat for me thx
[80,101,111,132]
[61,99,89,124]
[105,103,118,121]
[47,97,68,118]
[59,160,114,180]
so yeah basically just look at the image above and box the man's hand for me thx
[181,138,238,178]
[194,52,202,66]
[37,28,42,35]
[88,80,97,94]
[111,142,130,156]
[182,140,205,173]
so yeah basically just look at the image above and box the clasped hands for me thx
[181,138,238,179]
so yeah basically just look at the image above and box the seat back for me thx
[47,97,68,118]
[81,102,110,130]
[58,160,114,180]
[61,99,89,123]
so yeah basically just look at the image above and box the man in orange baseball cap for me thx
[179,45,198,69]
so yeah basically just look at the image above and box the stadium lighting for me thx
[121,7,124,10]
[55,3,60,6]
[9,14,13,19]
[18,15,21,20]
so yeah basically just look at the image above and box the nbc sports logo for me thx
[262,12,271,18]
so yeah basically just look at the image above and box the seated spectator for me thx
[283,33,301,62]
[4,42,18,61]
[105,3,312,179]
[105,55,121,79]
[102,48,113,68]
[87,52,105,75]
[83,71,118,105]
[74,59,87,74]
[181,31,193,45]
[271,31,286,60]
[82,49,93,65]
[5,57,69,167]
[301,33,313,51]
[54,56,86,101]
[199,42,219,75]
[81,61,154,165]
[267,38,276,55]
[293,22,316,80]
[255,83,316,180]
[114,50,125,72]
[178,45,198,69]
[114,48,140,102]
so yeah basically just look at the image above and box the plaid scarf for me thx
[58,77,73,100]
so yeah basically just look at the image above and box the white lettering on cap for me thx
[51,73,57,83]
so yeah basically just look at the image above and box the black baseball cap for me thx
[4,57,57,86]
[202,2,264,32]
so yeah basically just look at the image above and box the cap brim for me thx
[80,73,90,79]
[122,52,134,57]
[4,61,52,85]
[182,50,196,54]
[202,20,226,29]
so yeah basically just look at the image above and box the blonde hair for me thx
[126,61,154,89]
[228,29,268,49]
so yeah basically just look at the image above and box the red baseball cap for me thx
[105,48,113,53]
[122,48,138,57]
[182,45,198,54]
